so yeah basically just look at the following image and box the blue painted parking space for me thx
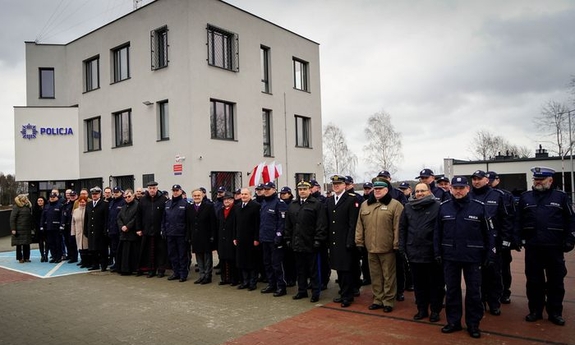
[0,251,89,278]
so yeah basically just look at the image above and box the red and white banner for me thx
[249,161,282,186]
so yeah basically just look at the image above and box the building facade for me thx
[14,0,323,199]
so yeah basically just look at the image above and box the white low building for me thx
[14,0,323,199]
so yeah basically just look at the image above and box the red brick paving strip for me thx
[0,267,38,285]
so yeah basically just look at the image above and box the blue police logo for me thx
[21,123,38,140]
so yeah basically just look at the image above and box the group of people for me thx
[8,165,574,340]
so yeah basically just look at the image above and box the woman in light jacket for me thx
[72,196,89,267]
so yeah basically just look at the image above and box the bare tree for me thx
[469,129,531,160]
[0,173,27,206]
[322,123,357,177]
[363,110,403,175]
[535,100,571,156]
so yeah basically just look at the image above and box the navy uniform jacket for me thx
[60,200,74,231]
[516,188,575,248]
[471,185,513,248]
[259,193,288,243]
[434,195,495,263]
[430,181,450,202]
[162,195,189,237]
[285,196,328,253]
[107,196,125,235]
[41,200,62,231]
[326,191,360,271]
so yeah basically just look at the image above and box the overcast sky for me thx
[2,0,575,181]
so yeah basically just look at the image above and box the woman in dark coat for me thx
[10,194,34,263]
[217,192,239,285]
[116,189,140,275]
[33,197,48,262]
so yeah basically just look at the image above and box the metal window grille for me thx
[151,26,169,70]
[210,171,242,200]
[207,25,239,71]
[142,174,155,187]
[78,178,103,192]
[111,175,134,191]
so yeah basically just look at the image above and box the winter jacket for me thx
[259,193,288,243]
[398,194,440,263]
[355,192,403,254]
[10,197,33,246]
[285,196,327,253]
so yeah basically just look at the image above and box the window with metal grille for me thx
[39,68,55,98]
[78,178,103,192]
[158,100,169,140]
[261,46,270,93]
[210,99,235,140]
[295,115,311,148]
[84,56,99,92]
[262,109,272,156]
[151,26,168,70]
[207,25,239,71]
[210,171,242,201]
[293,58,308,91]
[113,109,132,147]
[295,173,314,186]
[111,175,134,191]
[112,43,130,82]
[142,174,155,187]
[85,117,101,152]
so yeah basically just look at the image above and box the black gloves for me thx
[564,242,575,253]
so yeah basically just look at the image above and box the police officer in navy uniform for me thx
[107,186,125,271]
[327,174,360,307]
[310,179,330,290]
[41,192,63,263]
[517,167,575,326]
[470,170,513,316]
[258,182,289,297]
[487,171,519,305]
[434,176,495,339]
[417,168,450,202]
[163,184,190,282]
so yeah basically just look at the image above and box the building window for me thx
[158,101,169,140]
[112,44,130,82]
[84,56,99,92]
[207,25,239,71]
[295,115,311,148]
[111,175,134,191]
[151,26,168,70]
[262,109,272,156]
[113,109,132,147]
[261,46,270,93]
[85,117,101,152]
[210,99,235,140]
[142,174,155,187]
[295,173,314,186]
[39,68,55,98]
[293,58,309,91]
[210,171,241,201]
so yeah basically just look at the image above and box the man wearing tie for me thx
[84,186,110,271]
[234,188,261,291]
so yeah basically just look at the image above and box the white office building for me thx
[14,0,323,198]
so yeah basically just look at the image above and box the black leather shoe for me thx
[468,326,481,338]
[100,267,107,272]
[382,306,393,313]
[368,304,383,310]
[333,297,343,303]
[157,272,165,278]
[88,266,99,271]
[490,308,501,316]
[167,274,180,281]
[501,295,511,304]
[441,324,463,333]
[429,312,440,323]
[248,285,257,291]
[273,289,287,297]
[179,277,187,282]
[218,281,230,285]
[396,294,405,301]
[194,278,203,284]
[237,284,248,290]
[261,285,276,294]
[200,278,212,285]
[413,311,429,320]
[549,315,566,326]
[230,282,239,287]
[310,295,319,303]
[361,279,371,286]
[353,289,360,297]
[525,312,543,322]
[341,300,351,308]
[292,292,309,300]
[147,272,156,278]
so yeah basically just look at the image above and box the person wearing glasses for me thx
[116,189,140,275]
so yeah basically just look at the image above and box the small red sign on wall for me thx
[173,164,182,175]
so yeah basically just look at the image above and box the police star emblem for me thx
[21,123,38,140]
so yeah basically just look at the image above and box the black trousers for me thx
[500,248,513,298]
[411,262,445,313]
[16,245,31,261]
[262,242,286,290]
[46,231,62,261]
[295,251,320,297]
[337,270,354,302]
[444,260,483,327]
[482,252,503,309]
[525,246,567,316]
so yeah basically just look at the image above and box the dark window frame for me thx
[158,100,169,141]
[84,55,100,92]
[210,99,235,140]
[112,43,130,83]
[262,109,272,157]
[85,116,101,152]
[113,109,132,147]
[206,25,239,71]
[151,26,169,70]
[39,67,55,99]
[295,115,311,148]
[293,57,309,91]
[261,46,270,93]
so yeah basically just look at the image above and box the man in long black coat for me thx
[136,181,167,278]
[327,175,360,307]
[85,187,110,271]
[187,188,217,284]
[234,188,261,291]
